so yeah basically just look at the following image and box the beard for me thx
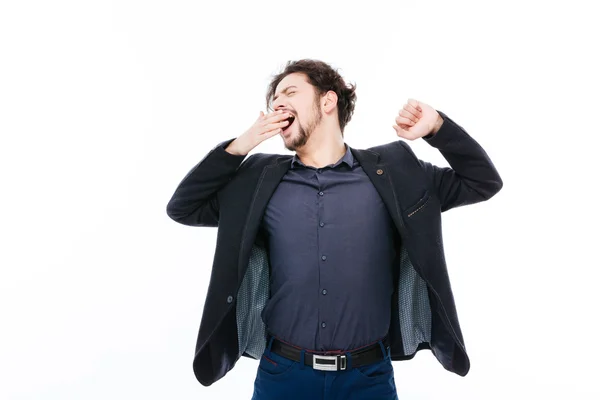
[284,100,322,152]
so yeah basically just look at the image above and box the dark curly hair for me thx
[265,59,357,135]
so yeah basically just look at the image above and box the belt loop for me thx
[266,336,275,354]
[344,351,353,370]
[299,349,306,370]
[378,340,388,360]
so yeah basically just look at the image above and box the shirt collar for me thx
[291,144,354,169]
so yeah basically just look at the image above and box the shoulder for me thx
[363,140,414,160]
[239,152,292,171]
[355,140,423,173]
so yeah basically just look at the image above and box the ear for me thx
[323,90,338,113]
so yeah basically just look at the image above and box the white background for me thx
[1,0,599,399]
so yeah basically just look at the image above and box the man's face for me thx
[272,72,322,151]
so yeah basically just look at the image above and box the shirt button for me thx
[226,295,233,304]
[321,322,327,328]
[322,289,327,295]
[319,191,324,196]
[321,255,327,261]
[319,222,325,227]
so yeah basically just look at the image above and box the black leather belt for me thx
[269,336,390,371]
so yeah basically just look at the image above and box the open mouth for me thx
[283,115,295,133]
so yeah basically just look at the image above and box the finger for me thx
[264,110,291,123]
[393,124,417,140]
[392,124,409,137]
[259,110,279,121]
[261,119,290,135]
[396,115,415,127]
[398,109,418,123]
[408,98,422,112]
[403,103,421,119]
[261,126,285,139]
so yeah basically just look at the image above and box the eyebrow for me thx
[273,85,298,102]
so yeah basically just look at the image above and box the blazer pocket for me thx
[404,190,431,218]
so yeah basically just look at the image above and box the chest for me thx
[264,165,388,224]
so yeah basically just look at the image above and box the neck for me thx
[295,124,346,168]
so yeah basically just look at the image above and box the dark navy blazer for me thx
[166,110,503,386]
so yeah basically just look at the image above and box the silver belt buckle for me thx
[312,354,346,371]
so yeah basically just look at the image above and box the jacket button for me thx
[227,295,233,304]
[376,169,384,175]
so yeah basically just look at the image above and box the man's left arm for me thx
[393,99,503,212]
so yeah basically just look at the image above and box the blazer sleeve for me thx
[165,139,248,227]
[398,110,503,213]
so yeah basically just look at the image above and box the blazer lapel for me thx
[351,147,405,234]
[238,156,292,277]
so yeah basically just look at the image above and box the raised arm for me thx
[393,100,502,212]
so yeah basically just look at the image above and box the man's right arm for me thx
[165,139,248,227]
[166,110,290,226]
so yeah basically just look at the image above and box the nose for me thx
[272,96,289,112]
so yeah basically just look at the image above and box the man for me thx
[166,59,502,399]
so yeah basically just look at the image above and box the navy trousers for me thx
[251,338,398,400]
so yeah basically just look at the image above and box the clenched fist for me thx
[392,99,443,141]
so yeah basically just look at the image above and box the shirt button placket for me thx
[317,188,326,334]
